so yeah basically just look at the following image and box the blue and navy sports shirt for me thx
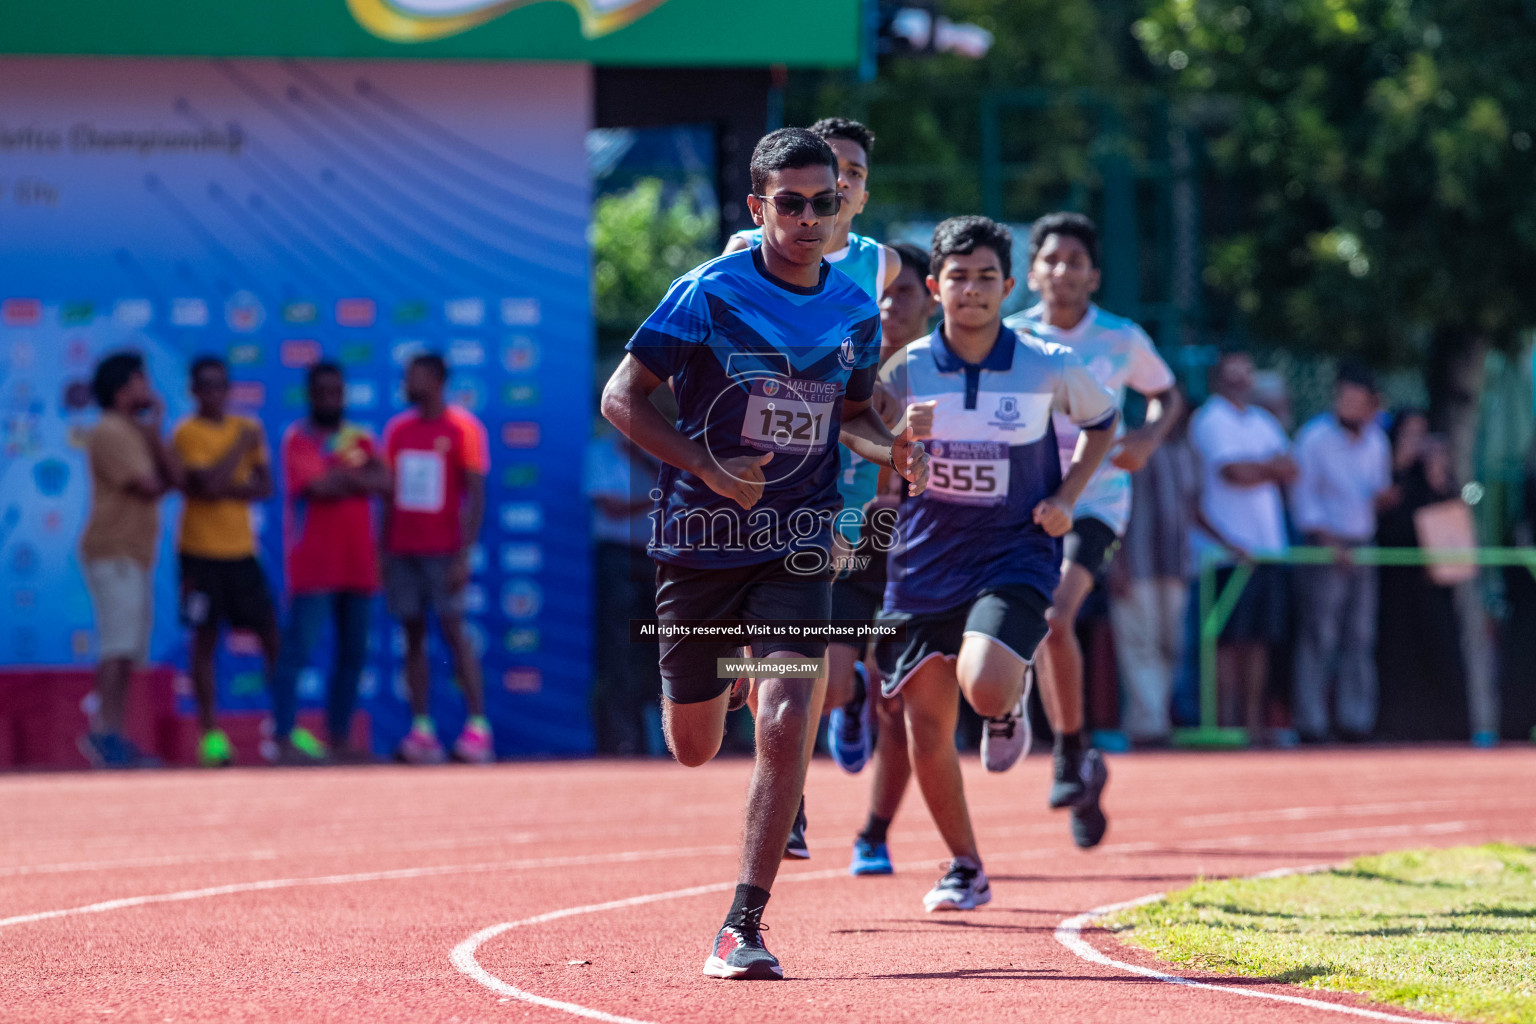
[881,323,1117,614]
[627,246,882,568]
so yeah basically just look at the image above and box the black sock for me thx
[725,884,771,930]
[1055,730,1086,757]
[858,814,892,845]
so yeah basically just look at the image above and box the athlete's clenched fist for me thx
[1031,493,1074,537]
[699,451,774,510]
[892,430,930,496]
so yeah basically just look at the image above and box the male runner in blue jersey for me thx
[602,128,928,979]
[989,213,1182,850]
[876,216,1116,911]
[726,117,903,857]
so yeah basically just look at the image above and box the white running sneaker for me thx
[923,856,992,912]
[981,665,1033,772]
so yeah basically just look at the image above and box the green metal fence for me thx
[1175,546,1536,749]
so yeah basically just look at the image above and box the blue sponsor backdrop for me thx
[0,58,594,755]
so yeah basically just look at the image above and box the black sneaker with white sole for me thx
[923,856,992,912]
[703,905,782,980]
[1069,749,1109,848]
[784,796,809,859]
[1048,744,1086,809]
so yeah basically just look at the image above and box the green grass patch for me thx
[1104,845,1536,1024]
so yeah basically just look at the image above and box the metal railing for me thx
[1173,546,1536,748]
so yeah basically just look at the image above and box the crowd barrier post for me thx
[1171,545,1536,750]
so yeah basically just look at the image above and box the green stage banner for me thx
[0,0,860,66]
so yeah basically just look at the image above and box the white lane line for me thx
[451,868,848,1024]
[1054,863,1454,1024]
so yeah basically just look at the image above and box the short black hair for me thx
[409,352,448,383]
[92,351,145,410]
[931,216,1014,279]
[889,241,931,281]
[1337,359,1378,395]
[749,127,839,196]
[809,117,875,158]
[1029,212,1101,269]
[307,361,343,389]
[190,354,227,381]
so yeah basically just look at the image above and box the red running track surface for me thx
[3,747,1532,1024]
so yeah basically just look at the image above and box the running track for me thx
[4,747,1532,1023]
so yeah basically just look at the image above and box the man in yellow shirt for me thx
[173,356,279,766]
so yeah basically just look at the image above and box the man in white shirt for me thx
[1189,352,1296,735]
[1289,365,1391,741]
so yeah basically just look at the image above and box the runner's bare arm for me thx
[840,399,929,495]
[1033,418,1118,537]
[601,354,770,511]
[1113,386,1184,472]
[722,233,751,255]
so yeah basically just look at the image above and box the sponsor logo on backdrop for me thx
[345,382,378,409]
[503,382,539,406]
[341,341,374,365]
[447,339,484,367]
[281,340,322,368]
[2,299,41,326]
[502,336,540,372]
[502,667,542,693]
[500,502,542,532]
[32,458,68,497]
[62,380,93,412]
[60,301,95,325]
[336,298,376,328]
[351,0,667,43]
[450,380,483,411]
[445,298,485,327]
[171,297,209,327]
[9,542,39,577]
[113,299,153,328]
[504,628,539,653]
[228,342,262,366]
[8,340,35,369]
[283,301,319,324]
[502,578,542,620]
[500,543,543,572]
[392,340,428,366]
[393,300,428,325]
[501,422,539,449]
[502,463,539,488]
[283,384,306,408]
[65,337,92,366]
[463,584,486,615]
[501,297,541,326]
[229,381,266,410]
[225,291,265,333]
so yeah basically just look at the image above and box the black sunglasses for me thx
[753,191,842,218]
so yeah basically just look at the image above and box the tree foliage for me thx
[786,0,1137,226]
[1135,0,1536,361]
[592,178,716,358]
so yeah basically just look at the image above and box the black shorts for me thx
[830,546,886,649]
[1064,516,1120,578]
[874,584,1052,698]
[653,556,833,705]
[1218,564,1289,645]
[180,554,276,632]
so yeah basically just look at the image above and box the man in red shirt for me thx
[383,353,492,764]
[272,363,390,763]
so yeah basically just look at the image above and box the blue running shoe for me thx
[826,661,872,773]
[849,838,893,876]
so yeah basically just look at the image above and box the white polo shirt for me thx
[1190,394,1290,554]
[1290,413,1391,542]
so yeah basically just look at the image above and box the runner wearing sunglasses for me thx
[725,118,903,861]
[602,127,927,980]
